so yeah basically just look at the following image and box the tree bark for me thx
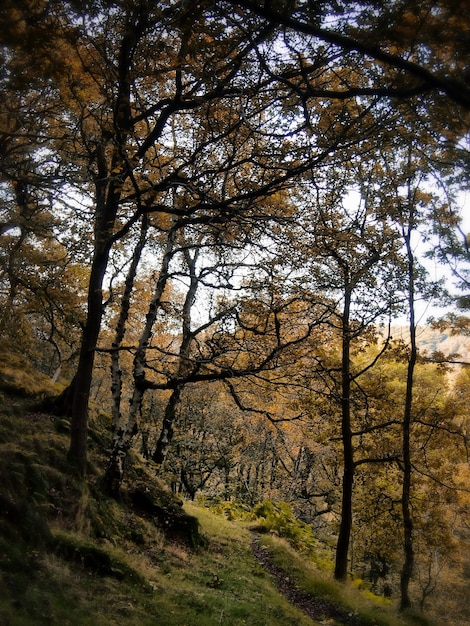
[153,385,183,465]
[104,224,178,493]
[110,215,148,432]
[67,214,116,476]
[153,246,200,465]
[400,220,417,610]
[334,287,353,581]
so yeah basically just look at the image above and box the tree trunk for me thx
[104,226,177,491]
[67,241,113,476]
[400,223,417,611]
[153,385,183,465]
[65,16,141,477]
[105,422,139,497]
[335,288,354,581]
[111,215,148,431]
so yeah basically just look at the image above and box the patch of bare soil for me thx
[251,534,363,626]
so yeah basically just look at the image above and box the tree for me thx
[160,382,246,500]
[232,0,470,109]
[370,119,465,607]
[23,2,284,475]
[280,152,407,580]
[3,1,468,491]
[48,0,355,477]
[0,16,87,377]
[348,344,465,607]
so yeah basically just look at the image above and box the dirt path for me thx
[250,534,363,626]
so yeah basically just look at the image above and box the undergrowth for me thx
[0,353,439,626]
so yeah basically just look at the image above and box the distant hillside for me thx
[391,326,470,363]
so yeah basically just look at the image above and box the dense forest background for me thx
[1,0,469,620]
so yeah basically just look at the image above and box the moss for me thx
[52,531,150,588]
[130,479,206,548]
[0,348,62,399]
[0,493,52,548]
[85,488,126,541]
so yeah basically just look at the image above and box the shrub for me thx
[251,500,318,553]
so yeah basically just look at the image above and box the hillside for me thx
[0,357,456,626]
[392,326,470,363]
[418,329,470,363]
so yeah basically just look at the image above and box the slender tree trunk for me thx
[67,230,115,476]
[335,288,354,581]
[153,246,200,465]
[66,135,125,478]
[110,215,148,431]
[104,225,177,493]
[153,385,183,464]
[400,224,416,610]
[224,463,231,498]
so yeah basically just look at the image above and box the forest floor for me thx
[251,533,364,625]
[0,355,445,626]
[0,399,434,626]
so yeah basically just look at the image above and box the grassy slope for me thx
[0,399,312,626]
[0,356,439,626]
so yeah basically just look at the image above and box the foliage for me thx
[206,497,254,521]
[0,343,64,398]
[1,0,469,620]
[258,534,435,626]
[251,500,319,554]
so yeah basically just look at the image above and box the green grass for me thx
[0,506,315,626]
[257,534,436,626]
[0,356,438,626]
[0,394,313,624]
[0,452,437,626]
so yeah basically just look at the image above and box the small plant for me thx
[206,497,252,521]
[251,500,318,553]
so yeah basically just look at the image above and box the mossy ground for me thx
[0,353,441,626]
[0,376,312,625]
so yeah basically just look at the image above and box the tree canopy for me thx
[1,0,469,615]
